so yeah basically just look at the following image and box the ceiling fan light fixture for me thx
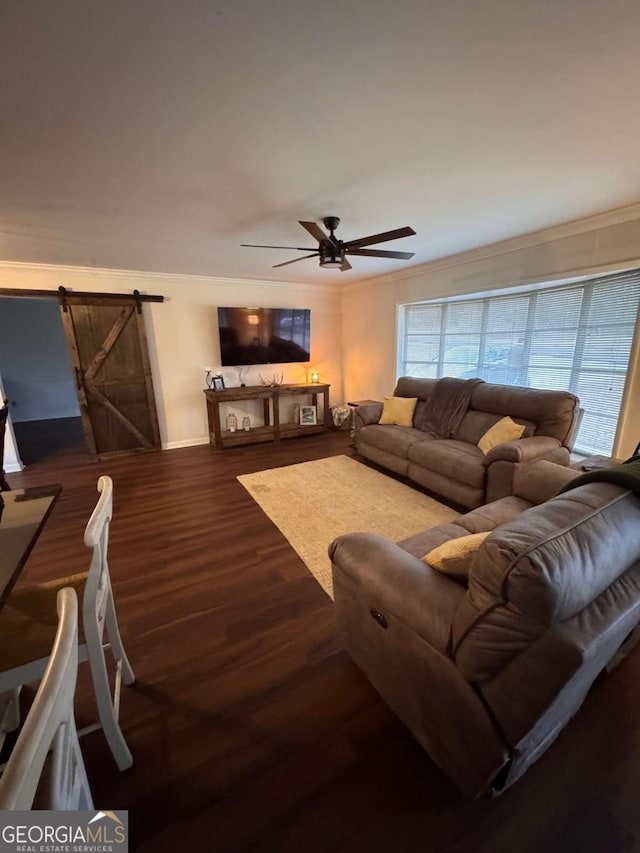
[319,244,344,269]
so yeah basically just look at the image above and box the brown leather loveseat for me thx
[329,468,640,796]
[354,377,580,508]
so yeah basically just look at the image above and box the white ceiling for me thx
[2,0,640,284]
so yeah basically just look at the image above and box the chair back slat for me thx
[83,476,114,641]
[0,588,93,810]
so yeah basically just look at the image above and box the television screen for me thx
[217,307,311,366]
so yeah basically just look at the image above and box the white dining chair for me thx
[0,587,93,810]
[0,475,135,770]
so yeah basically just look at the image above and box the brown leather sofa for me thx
[354,377,581,508]
[329,462,640,796]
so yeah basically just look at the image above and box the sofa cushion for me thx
[379,396,418,427]
[413,399,428,429]
[468,383,578,444]
[398,521,481,560]
[423,532,491,583]
[456,496,533,533]
[478,417,526,454]
[398,497,532,564]
[456,410,535,445]
[408,439,486,488]
[359,424,428,458]
[395,376,438,403]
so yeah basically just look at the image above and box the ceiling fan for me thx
[241,216,416,272]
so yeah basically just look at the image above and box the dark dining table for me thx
[0,484,62,610]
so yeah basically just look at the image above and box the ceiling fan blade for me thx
[299,220,330,243]
[343,226,416,249]
[346,248,415,260]
[272,253,318,269]
[340,257,352,272]
[241,244,318,251]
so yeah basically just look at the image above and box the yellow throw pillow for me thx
[378,396,418,428]
[422,531,490,580]
[477,416,525,454]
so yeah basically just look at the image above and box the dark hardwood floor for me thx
[6,433,640,852]
[12,416,86,464]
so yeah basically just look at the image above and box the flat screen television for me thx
[217,307,311,366]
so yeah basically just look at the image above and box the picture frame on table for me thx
[300,405,317,426]
[213,376,225,392]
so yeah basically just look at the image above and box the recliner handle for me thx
[370,608,388,629]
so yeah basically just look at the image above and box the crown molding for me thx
[0,259,342,294]
[342,200,640,291]
[4,201,640,296]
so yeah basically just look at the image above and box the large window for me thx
[399,270,640,455]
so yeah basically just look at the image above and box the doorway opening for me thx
[0,296,86,465]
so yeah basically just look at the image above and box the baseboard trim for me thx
[7,440,209,462]
[162,437,210,450]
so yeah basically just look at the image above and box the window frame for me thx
[397,271,640,456]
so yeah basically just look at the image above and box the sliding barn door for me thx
[60,295,161,456]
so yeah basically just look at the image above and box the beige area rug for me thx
[237,455,458,598]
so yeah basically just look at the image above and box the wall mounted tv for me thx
[217,307,311,366]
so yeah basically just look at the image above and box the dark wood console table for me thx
[204,383,330,451]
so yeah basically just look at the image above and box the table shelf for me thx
[204,383,330,451]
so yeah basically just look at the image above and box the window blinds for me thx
[400,270,640,455]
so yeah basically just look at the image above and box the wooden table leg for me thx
[273,390,280,441]
[212,400,222,450]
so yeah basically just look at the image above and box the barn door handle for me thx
[370,608,388,629]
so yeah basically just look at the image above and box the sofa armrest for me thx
[513,460,581,505]
[483,435,563,465]
[329,532,466,655]
[353,402,383,434]
[484,437,571,503]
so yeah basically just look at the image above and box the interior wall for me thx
[341,205,640,458]
[0,265,343,448]
[0,297,80,422]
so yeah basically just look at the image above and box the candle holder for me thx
[310,371,320,384]
[226,413,237,433]
[242,416,251,432]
